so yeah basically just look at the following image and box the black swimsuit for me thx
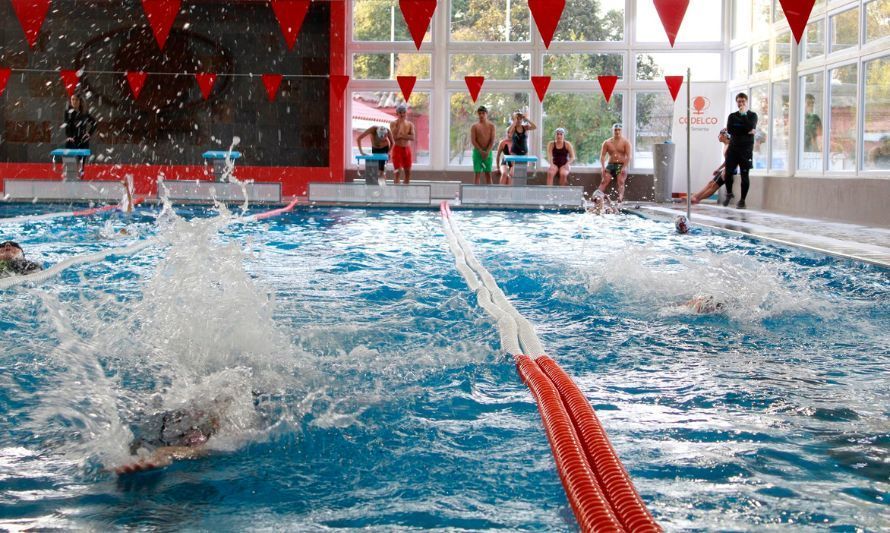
[511,126,528,156]
[552,144,569,169]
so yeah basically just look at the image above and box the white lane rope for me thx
[0,239,155,290]
[440,202,545,358]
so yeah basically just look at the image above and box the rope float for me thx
[439,201,660,532]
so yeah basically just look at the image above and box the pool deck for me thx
[629,203,890,268]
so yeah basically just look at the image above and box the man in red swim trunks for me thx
[389,103,416,185]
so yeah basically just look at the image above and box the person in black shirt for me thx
[723,92,758,209]
[64,92,97,149]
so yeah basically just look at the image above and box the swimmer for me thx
[546,128,575,186]
[114,397,230,474]
[598,123,632,203]
[675,215,689,234]
[685,295,725,314]
[691,129,736,204]
[357,124,396,183]
[586,191,619,215]
[0,241,43,277]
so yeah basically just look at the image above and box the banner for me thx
[672,81,727,195]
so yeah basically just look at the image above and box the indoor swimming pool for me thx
[0,203,887,531]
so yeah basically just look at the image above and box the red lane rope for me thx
[252,196,301,221]
[516,355,625,533]
[72,197,145,217]
[536,356,661,532]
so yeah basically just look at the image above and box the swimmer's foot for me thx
[722,193,734,207]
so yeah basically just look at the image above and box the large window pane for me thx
[803,19,825,60]
[351,91,431,166]
[751,85,770,169]
[864,56,890,171]
[353,0,420,42]
[541,93,623,167]
[634,92,674,169]
[771,81,790,171]
[830,8,860,53]
[635,0,722,43]
[352,53,431,80]
[866,0,890,42]
[636,53,721,81]
[450,0,529,42]
[799,73,825,171]
[732,0,751,40]
[752,41,770,74]
[774,32,791,67]
[731,48,749,81]
[544,53,623,81]
[449,92,529,166]
[772,0,786,23]
[829,64,858,171]
[753,0,772,29]
[450,54,530,80]
[553,0,624,42]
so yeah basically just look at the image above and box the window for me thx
[774,31,791,67]
[636,53,721,81]
[353,0,420,42]
[752,41,770,74]
[864,56,890,171]
[450,0,530,42]
[450,54,531,80]
[731,48,749,81]
[753,0,772,30]
[553,0,624,42]
[803,20,825,60]
[634,0,721,43]
[732,0,751,41]
[828,64,858,171]
[542,93,624,167]
[544,53,624,81]
[830,8,860,53]
[771,81,790,170]
[634,92,674,169]
[751,85,770,170]
[352,53,431,80]
[449,92,529,166]
[866,0,890,42]
[351,91,431,166]
[799,73,825,171]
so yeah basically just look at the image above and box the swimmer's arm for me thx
[386,130,396,148]
[356,128,371,154]
[599,142,608,170]
[547,141,555,164]
[566,141,576,164]
[470,124,483,151]
[624,140,632,168]
[400,122,416,142]
[114,446,209,475]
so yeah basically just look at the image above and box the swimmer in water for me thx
[675,215,689,234]
[115,398,228,474]
[685,295,724,314]
[0,241,43,277]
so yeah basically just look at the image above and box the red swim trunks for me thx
[391,145,413,170]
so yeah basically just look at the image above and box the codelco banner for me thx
[672,82,728,195]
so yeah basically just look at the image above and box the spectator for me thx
[546,128,575,186]
[507,110,536,158]
[596,123,632,202]
[470,106,496,185]
[0,241,43,277]
[803,93,823,153]
[63,92,97,178]
[357,125,396,183]
[691,129,736,204]
[389,104,416,185]
[724,92,758,209]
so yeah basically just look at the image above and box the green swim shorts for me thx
[473,148,493,173]
[606,162,624,178]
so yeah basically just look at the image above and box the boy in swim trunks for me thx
[389,104,416,185]
[597,123,632,204]
[470,106,496,185]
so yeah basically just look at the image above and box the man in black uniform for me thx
[723,92,758,209]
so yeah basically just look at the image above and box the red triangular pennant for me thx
[531,76,551,102]
[0,68,10,97]
[126,72,148,100]
[528,0,565,49]
[10,0,50,49]
[195,73,217,100]
[652,0,690,47]
[262,74,283,102]
[141,0,181,49]
[464,76,484,103]
[330,74,350,97]
[399,0,436,50]
[598,75,618,103]
[60,70,80,97]
[397,75,416,101]
[778,0,816,44]
[271,0,311,51]
[665,75,684,101]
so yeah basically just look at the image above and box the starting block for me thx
[202,151,242,181]
[50,148,91,181]
[355,153,389,185]
[503,155,538,185]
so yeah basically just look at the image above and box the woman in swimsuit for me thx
[546,128,575,186]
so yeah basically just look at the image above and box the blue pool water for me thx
[0,204,888,531]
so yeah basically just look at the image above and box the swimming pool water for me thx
[0,204,887,531]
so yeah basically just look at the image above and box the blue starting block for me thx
[503,155,538,185]
[356,153,389,185]
[202,151,242,181]
[51,148,91,181]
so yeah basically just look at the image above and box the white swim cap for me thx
[675,215,689,234]
[376,126,388,139]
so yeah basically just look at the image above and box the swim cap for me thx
[396,103,408,113]
[555,127,566,135]
[674,215,689,234]
[612,123,623,130]
[376,126,388,139]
